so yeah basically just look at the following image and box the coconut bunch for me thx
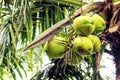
[68,14,106,65]
[44,14,106,65]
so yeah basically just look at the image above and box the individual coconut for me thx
[44,37,67,59]
[88,35,101,52]
[73,36,93,55]
[91,14,106,33]
[73,15,95,35]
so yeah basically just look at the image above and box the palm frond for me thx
[0,0,83,79]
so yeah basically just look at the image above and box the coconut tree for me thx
[0,0,120,80]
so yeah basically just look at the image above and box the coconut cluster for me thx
[44,14,106,65]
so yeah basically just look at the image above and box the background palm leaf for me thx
[0,0,84,79]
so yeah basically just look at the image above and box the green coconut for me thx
[73,15,95,35]
[73,36,93,55]
[88,35,101,52]
[91,14,106,33]
[44,37,67,59]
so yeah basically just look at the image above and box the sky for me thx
[100,53,115,80]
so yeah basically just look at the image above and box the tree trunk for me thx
[101,1,120,80]
[112,44,120,80]
[112,45,120,80]
[104,30,120,80]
